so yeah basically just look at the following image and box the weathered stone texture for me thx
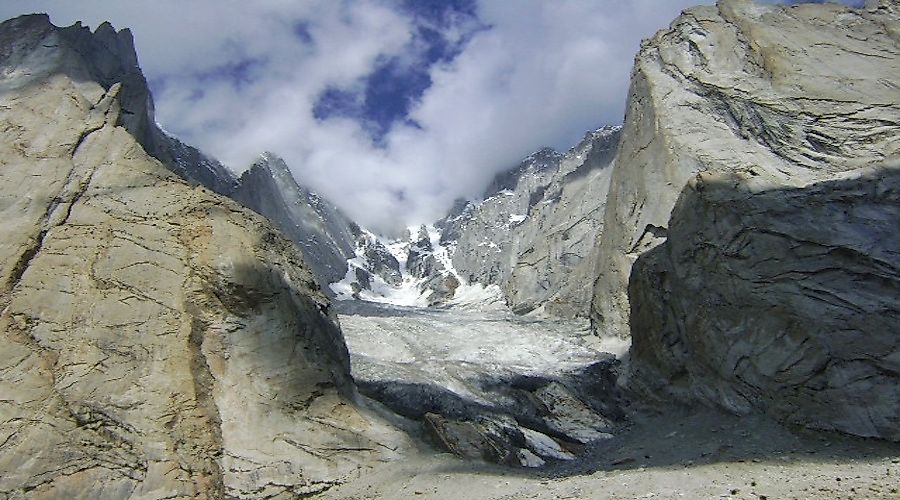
[591,0,900,337]
[609,0,899,440]
[0,17,403,498]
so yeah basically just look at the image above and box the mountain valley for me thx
[0,0,897,498]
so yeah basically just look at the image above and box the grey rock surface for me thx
[441,128,619,317]
[590,0,900,337]
[0,15,406,499]
[629,167,900,441]
[0,14,235,195]
[407,225,443,279]
[447,148,562,288]
[608,0,900,440]
[359,234,404,287]
[504,128,619,317]
[419,272,460,307]
[0,14,390,296]
[230,153,360,287]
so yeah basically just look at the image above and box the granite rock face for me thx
[591,0,900,337]
[447,147,563,288]
[0,15,404,498]
[629,168,900,441]
[230,153,360,287]
[0,13,375,297]
[504,128,619,317]
[442,128,619,317]
[0,14,235,195]
[609,0,900,439]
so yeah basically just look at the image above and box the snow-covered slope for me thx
[330,225,505,309]
[328,127,620,316]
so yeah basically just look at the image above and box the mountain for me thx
[318,0,900,443]
[0,13,236,195]
[0,7,620,317]
[2,10,396,296]
[0,3,897,494]
[608,0,899,440]
[319,127,620,315]
[0,14,404,497]
[230,152,360,286]
[432,126,621,317]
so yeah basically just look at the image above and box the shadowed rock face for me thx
[610,0,900,440]
[0,15,405,499]
[230,153,360,287]
[591,0,900,337]
[628,168,900,441]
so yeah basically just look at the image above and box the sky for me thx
[0,0,865,233]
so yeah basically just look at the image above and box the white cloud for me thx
[0,0,717,233]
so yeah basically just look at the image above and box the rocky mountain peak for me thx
[247,151,295,184]
[482,146,563,198]
[526,146,562,162]
[0,14,236,194]
[0,14,143,125]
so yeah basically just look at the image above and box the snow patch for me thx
[329,228,430,307]
[521,428,575,461]
[516,449,546,468]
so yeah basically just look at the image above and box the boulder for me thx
[591,0,900,337]
[629,167,900,440]
[609,0,900,440]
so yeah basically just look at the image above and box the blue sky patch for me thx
[311,0,486,142]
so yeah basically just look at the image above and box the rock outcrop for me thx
[447,147,563,288]
[591,0,900,337]
[0,15,403,498]
[406,225,443,279]
[0,14,235,195]
[356,233,403,287]
[629,167,900,441]
[604,0,899,440]
[503,128,619,317]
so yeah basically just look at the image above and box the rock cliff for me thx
[230,153,360,287]
[0,15,402,498]
[0,14,235,195]
[591,0,900,337]
[447,147,563,288]
[504,128,619,317]
[3,12,399,298]
[441,127,619,317]
[605,0,899,440]
[629,167,899,441]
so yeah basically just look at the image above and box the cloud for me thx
[0,0,864,233]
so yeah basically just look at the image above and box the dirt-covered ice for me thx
[337,301,627,405]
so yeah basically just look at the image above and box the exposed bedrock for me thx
[628,167,900,441]
[0,15,406,499]
[594,0,899,441]
[590,0,900,337]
